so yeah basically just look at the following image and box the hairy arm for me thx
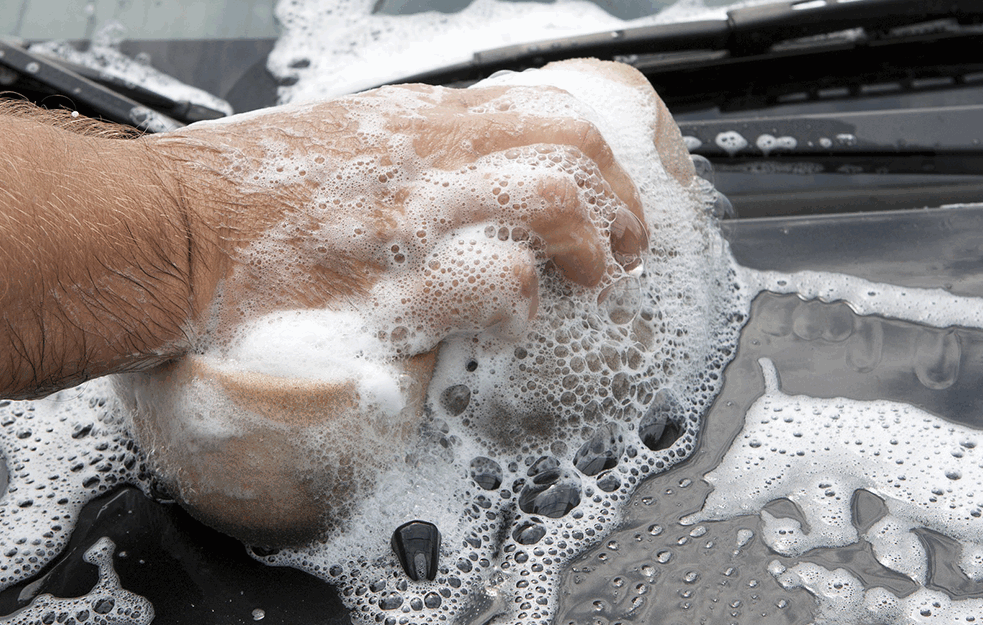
[0,106,210,399]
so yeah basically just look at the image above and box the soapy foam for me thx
[0,383,144,590]
[690,358,983,583]
[0,537,153,625]
[772,561,983,625]
[216,65,746,624]
[268,0,779,102]
[218,310,405,415]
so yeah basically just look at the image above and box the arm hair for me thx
[0,99,202,399]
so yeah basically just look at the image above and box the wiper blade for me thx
[31,52,228,124]
[386,0,983,87]
[0,38,182,133]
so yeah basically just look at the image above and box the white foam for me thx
[740,267,983,329]
[268,0,779,102]
[0,381,143,590]
[772,561,983,624]
[688,356,983,620]
[0,537,154,625]
[218,310,405,415]
[715,130,748,156]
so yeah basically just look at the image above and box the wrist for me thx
[139,132,233,338]
[0,115,200,397]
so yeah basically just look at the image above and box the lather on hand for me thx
[0,59,694,544]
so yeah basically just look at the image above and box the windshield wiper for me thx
[31,52,229,125]
[0,38,224,132]
[382,0,983,108]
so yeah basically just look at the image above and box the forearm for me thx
[0,113,198,399]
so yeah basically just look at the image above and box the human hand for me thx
[123,59,694,546]
[149,64,651,347]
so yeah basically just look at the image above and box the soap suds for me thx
[772,561,983,625]
[229,64,746,624]
[0,383,144,590]
[0,537,153,625]
[269,0,779,102]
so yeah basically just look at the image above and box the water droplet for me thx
[914,328,960,390]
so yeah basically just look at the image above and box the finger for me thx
[436,154,628,285]
[393,105,645,231]
[469,115,645,228]
[529,177,608,288]
[433,166,615,287]
[651,96,696,187]
[539,58,696,187]
[541,58,653,92]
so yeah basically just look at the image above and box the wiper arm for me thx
[386,0,983,87]
[0,38,183,133]
[32,52,229,124]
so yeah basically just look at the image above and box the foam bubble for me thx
[715,131,748,156]
[0,537,153,625]
[772,561,983,624]
[0,382,144,590]
[691,356,983,593]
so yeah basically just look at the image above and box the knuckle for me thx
[570,120,612,167]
